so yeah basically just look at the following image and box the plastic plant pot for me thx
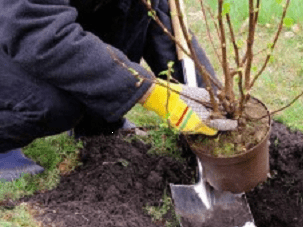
[184,97,271,193]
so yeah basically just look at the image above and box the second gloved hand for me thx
[139,79,238,136]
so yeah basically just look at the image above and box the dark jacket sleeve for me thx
[0,0,154,122]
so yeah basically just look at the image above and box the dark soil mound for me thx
[5,121,303,227]
[15,129,197,227]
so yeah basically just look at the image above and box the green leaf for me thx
[222,2,231,16]
[252,66,258,72]
[275,0,283,4]
[267,42,274,49]
[167,61,175,68]
[148,10,156,19]
[283,17,294,28]
[269,55,275,63]
[128,67,139,76]
[236,39,244,48]
[164,112,171,120]
[234,75,239,83]
[159,70,168,76]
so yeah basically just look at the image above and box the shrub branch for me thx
[218,0,233,103]
[226,13,245,118]
[250,90,303,120]
[250,0,291,89]
[175,0,220,114]
[107,46,215,109]
[244,0,256,92]
[200,0,222,66]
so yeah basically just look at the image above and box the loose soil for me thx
[2,121,303,227]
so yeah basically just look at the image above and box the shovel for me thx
[168,0,256,226]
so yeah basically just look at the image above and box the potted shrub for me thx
[116,0,303,193]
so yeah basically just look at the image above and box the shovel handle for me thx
[169,0,197,87]
[168,0,190,61]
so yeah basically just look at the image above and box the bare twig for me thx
[205,5,221,41]
[175,0,220,113]
[240,0,261,68]
[234,46,268,70]
[226,14,240,67]
[254,0,261,25]
[226,13,245,117]
[200,0,222,66]
[107,46,215,109]
[250,90,303,120]
[218,0,233,103]
[250,0,291,89]
[141,0,191,57]
[166,62,174,128]
[244,0,256,91]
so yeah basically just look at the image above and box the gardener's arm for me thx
[0,0,154,123]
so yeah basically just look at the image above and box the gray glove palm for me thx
[181,85,238,131]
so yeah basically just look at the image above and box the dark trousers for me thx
[0,0,220,153]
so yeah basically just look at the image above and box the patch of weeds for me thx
[143,188,181,227]
[147,122,185,162]
[123,133,151,145]
[0,202,42,227]
[125,104,162,127]
[213,142,235,157]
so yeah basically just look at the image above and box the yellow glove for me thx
[139,79,238,135]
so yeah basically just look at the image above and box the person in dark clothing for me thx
[0,0,237,182]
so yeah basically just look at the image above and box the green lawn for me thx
[186,0,303,29]
[1,0,303,226]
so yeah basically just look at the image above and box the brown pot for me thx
[184,98,271,193]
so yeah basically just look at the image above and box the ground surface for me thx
[5,121,303,227]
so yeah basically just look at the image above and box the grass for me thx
[1,0,303,226]
[186,0,303,29]
[0,202,44,227]
[0,133,84,227]
[125,110,185,162]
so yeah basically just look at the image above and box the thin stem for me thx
[166,63,174,128]
[108,46,215,108]
[250,0,291,89]
[244,0,255,91]
[218,0,233,102]
[226,13,245,117]
[251,90,303,120]
[175,0,220,113]
[226,14,240,67]
[200,0,222,66]
[254,0,261,25]
[205,5,221,41]
[141,0,191,58]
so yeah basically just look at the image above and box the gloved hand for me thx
[139,79,238,136]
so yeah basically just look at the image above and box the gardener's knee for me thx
[11,84,85,137]
[34,88,85,135]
